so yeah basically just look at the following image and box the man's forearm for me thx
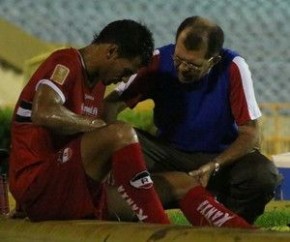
[32,105,106,135]
[213,122,259,167]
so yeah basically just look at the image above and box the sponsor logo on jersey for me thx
[57,147,73,164]
[117,185,148,221]
[84,94,95,101]
[50,64,70,85]
[196,200,235,227]
[81,104,98,116]
[129,171,153,189]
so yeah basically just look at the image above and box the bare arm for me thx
[189,119,260,186]
[103,90,128,123]
[31,84,106,135]
[212,119,260,166]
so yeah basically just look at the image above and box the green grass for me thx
[167,209,190,226]
[254,202,290,231]
[255,210,290,228]
[118,108,155,132]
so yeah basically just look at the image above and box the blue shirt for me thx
[118,44,261,153]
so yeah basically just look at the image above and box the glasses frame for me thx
[172,55,214,72]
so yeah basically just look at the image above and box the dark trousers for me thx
[136,129,281,224]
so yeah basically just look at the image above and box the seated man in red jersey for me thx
[104,16,280,226]
[9,20,169,224]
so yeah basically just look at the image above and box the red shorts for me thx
[17,138,107,221]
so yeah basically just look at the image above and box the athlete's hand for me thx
[188,162,216,187]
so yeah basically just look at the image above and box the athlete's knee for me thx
[254,165,280,193]
[107,121,138,146]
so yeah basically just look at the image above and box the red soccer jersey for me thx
[9,48,106,198]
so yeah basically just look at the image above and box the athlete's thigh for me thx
[22,138,105,221]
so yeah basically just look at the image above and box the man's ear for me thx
[106,44,118,60]
[212,55,221,65]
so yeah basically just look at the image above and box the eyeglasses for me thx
[172,55,213,72]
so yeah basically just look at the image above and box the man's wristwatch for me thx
[212,161,220,174]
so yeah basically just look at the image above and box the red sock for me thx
[112,143,170,224]
[179,186,254,229]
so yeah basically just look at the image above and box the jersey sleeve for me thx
[34,50,76,104]
[229,56,262,125]
[115,50,160,108]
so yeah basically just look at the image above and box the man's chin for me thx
[178,76,199,84]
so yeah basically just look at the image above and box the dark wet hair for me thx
[176,16,224,58]
[92,19,154,66]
